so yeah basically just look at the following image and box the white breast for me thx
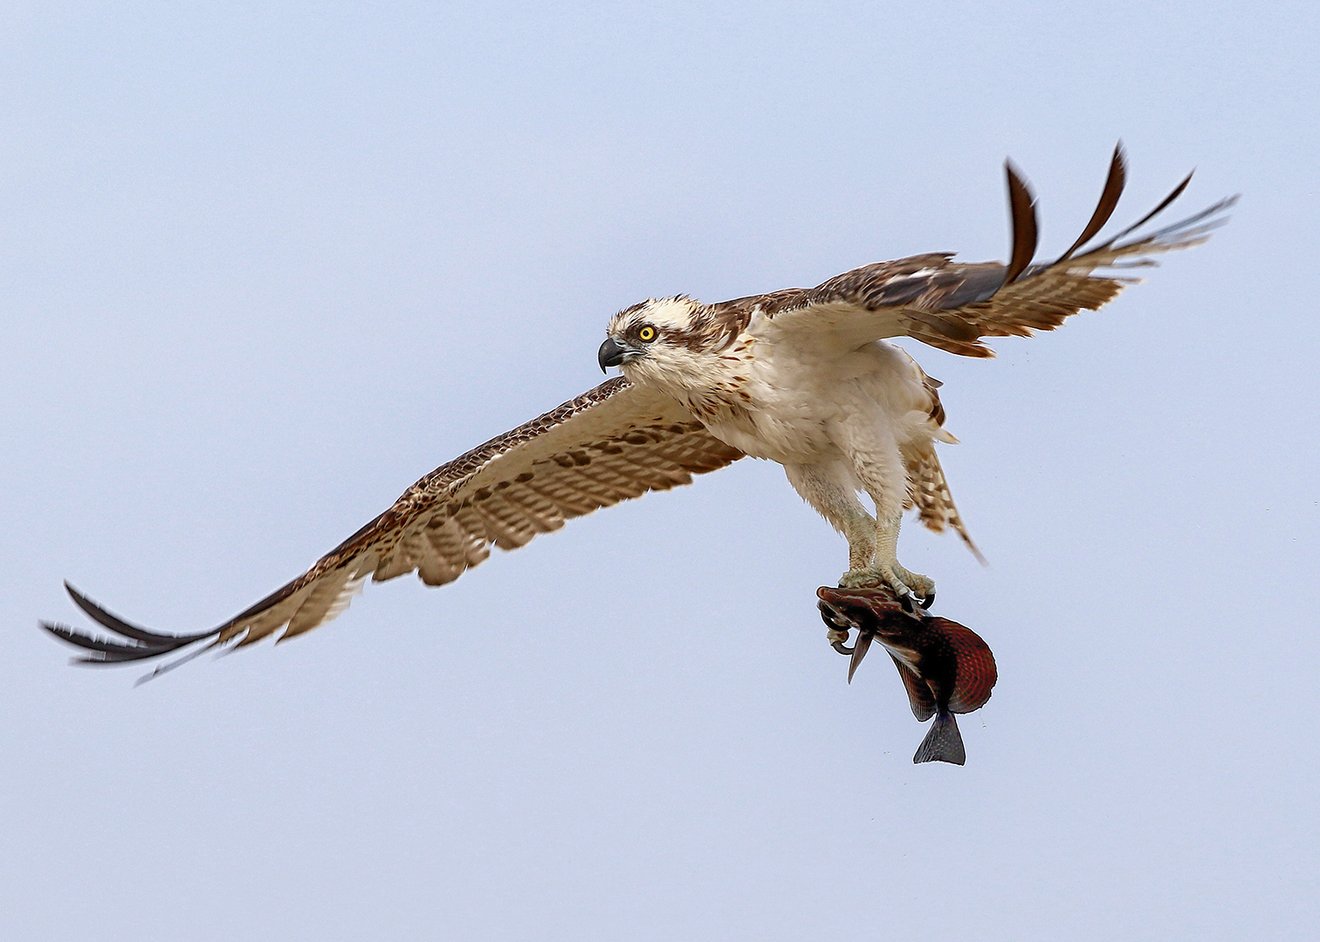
[699,336,939,465]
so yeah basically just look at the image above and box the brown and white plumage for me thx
[598,145,1231,603]
[44,381,742,676]
[43,145,1233,673]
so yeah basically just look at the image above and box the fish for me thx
[817,585,997,765]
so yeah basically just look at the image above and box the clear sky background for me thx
[4,2,1317,939]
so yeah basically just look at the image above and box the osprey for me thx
[43,146,1233,675]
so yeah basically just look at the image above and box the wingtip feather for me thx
[1053,143,1129,265]
[1002,160,1039,286]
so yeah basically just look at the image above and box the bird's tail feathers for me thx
[905,446,985,565]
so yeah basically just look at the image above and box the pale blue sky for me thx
[5,2,1317,939]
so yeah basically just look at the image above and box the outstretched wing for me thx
[42,378,743,674]
[741,144,1236,356]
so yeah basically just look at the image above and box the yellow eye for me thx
[638,325,657,342]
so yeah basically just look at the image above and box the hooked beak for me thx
[598,336,632,372]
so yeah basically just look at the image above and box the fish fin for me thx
[890,653,936,721]
[848,630,874,683]
[913,710,966,765]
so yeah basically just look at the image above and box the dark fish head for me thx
[817,585,937,693]
[817,585,926,657]
[816,585,911,632]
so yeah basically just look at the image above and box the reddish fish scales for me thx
[917,616,997,714]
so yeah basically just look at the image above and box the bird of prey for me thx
[42,145,1233,676]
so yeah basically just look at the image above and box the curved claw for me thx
[919,590,936,610]
[819,600,856,656]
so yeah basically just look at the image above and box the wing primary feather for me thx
[38,621,167,659]
[1090,170,1195,251]
[63,582,214,646]
[40,620,212,667]
[45,584,218,665]
[83,642,201,665]
[1118,195,1237,248]
[133,639,226,686]
[1003,160,1039,285]
[1053,142,1128,264]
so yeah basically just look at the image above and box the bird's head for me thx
[598,295,734,390]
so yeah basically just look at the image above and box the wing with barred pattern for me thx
[41,378,742,677]
[734,145,1235,358]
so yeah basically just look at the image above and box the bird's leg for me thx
[871,509,935,605]
[834,434,937,606]
[804,496,930,602]
[783,462,884,634]
[837,507,880,589]
[854,466,936,606]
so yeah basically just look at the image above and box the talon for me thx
[839,564,935,609]
[892,564,935,600]
[820,603,856,654]
[818,602,849,629]
[838,568,885,589]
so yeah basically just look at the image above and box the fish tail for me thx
[913,709,966,765]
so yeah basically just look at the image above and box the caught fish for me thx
[817,586,997,765]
